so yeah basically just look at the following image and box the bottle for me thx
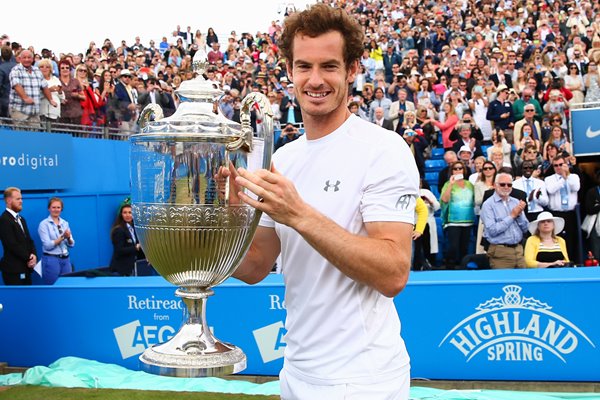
[584,251,599,267]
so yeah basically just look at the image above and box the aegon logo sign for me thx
[440,285,595,362]
[113,320,176,359]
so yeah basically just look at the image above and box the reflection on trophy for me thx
[130,51,273,377]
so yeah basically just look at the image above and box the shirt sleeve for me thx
[361,133,420,224]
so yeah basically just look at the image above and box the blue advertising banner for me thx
[570,107,600,156]
[0,129,74,190]
[0,269,599,380]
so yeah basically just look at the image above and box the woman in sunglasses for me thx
[543,125,571,159]
[38,197,75,285]
[440,161,475,269]
[473,161,497,253]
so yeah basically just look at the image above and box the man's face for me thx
[6,190,23,213]
[20,51,34,68]
[287,31,357,125]
[495,174,513,199]
[524,106,535,118]
[375,107,384,120]
[444,153,458,165]
[523,147,537,161]
[522,162,534,178]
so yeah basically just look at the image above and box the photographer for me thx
[275,123,301,151]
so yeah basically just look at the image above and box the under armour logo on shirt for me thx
[324,180,341,192]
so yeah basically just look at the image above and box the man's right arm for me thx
[233,226,280,284]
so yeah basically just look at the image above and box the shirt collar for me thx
[5,208,18,219]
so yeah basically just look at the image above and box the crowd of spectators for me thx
[1,0,600,269]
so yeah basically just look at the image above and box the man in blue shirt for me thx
[481,172,529,269]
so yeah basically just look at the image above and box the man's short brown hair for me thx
[3,187,20,200]
[279,4,364,69]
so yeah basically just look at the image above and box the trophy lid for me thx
[134,50,242,142]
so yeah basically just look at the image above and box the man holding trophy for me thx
[228,5,420,399]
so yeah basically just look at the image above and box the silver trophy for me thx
[130,52,273,377]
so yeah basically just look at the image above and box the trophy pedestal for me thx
[139,289,247,377]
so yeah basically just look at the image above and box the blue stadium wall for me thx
[0,128,131,279]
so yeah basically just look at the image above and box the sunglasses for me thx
[497,183,513,187]
[60,66,70,70]
[552,119,561,122]
[483,166,495,171]
[525,109,535,112]
[453,167,464,171]
[553,163,564,167]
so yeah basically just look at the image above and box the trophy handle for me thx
[138,103,164,130]
[233,93,274,170]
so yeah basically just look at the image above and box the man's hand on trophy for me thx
[215,161,243,204]
[235,164,308,227]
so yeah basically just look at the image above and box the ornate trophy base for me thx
[139,289,247,377]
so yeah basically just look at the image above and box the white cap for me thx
[458,145,472,155]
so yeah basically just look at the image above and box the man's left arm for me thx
[567,172,580,192]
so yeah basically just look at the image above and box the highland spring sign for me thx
[439,285,595,363]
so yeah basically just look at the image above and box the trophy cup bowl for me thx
[130,53,273,377]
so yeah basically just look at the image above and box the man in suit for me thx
[279,83,303,125]
[373,107,394,131]
[137,78,168,111]
[451,124,484,159]
[0,187,37,285]
[114,69,137,132]
[488,61,513,89]
[389,88,415,131]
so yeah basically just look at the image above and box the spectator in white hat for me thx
[524,212,569,268]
